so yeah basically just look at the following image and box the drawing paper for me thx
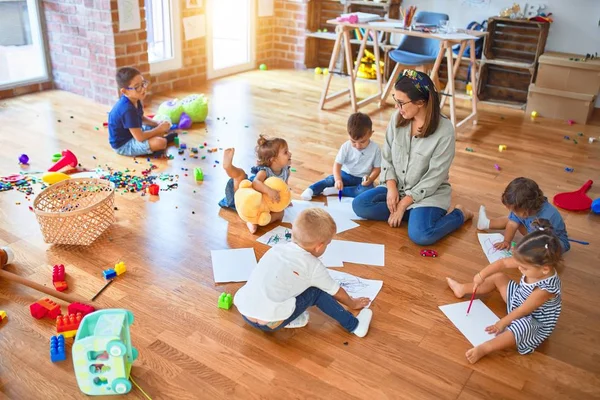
[439,300,500,347]
[211,248,257,283]
[478,233,512,264]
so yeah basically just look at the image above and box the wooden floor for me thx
[1,70,600,400]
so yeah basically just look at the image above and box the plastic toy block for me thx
[194,167,204,182]
[114,261,126,276]
[50,334,66,362]
[0,310,6,322]
[57,312,83,334]
[31,298,61,319]
[218,293,233,310]
[30,302,48,319]
[53,280,68,292]
[498,145,507,152]
[180,143,187,149]
[68,302,95,317]
[52,264,65,282]
[103,269,117,280]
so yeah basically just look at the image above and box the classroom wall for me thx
[399,0,600,106]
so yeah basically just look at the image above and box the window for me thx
[145,0,182,73]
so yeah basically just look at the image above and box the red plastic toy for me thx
[48,150,78,172]
[56,312,83,335]
[148,184,160,196]
[553,180,593,211]
[68,302,95,317]
[420,249,438,257]
[52,264,65,282]
[30,298,62,319]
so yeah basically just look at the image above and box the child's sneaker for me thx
[353,309,373,337]
[322,187,338,196]
[285,311,309,328]
[300,188,313,201]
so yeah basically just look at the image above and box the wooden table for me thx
[319,19,488,129]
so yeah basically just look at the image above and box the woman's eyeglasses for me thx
[126,80,149,92]
[392,93,412,109]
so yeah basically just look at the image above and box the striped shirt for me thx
[251,165,291,184]
[506,273,562,354]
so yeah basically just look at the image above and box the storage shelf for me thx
[480,58,535,70]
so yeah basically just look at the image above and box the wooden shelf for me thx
[481,58,535,70]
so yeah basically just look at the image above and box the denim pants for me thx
[309,171,374,198]
[352,186,465,246]
[242,287,358,332]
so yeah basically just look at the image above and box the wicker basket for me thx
[33,178,116,245]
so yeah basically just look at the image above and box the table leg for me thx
[353,29,369,83]
[468,38,478,125]
[342,28,358,112]
[444,42,457,129]
[380,63,401,107]
[372,29,383,93]
[319,26,344,110]
[440,41,465,109]
[430,41,445,91]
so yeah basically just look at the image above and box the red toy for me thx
[68,302,95,317]
[48,150,78,172]
[420,249,438,257]
[30,298,62,319]
[553,180,593,211]
[52,264,65,282]
[56,312,83,337]
[148,184,160,196]
[54,281,68,292]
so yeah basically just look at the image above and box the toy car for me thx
[420,249,438,257]
[72,309,138,395]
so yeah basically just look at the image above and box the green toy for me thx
[194,167,204,182]
[174,136,179,146]
[259,64,267,71]
[218,293,232,310]
[157,99,184,124]
[181,94,209,123]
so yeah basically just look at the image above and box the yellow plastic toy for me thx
[314,67,323,75]
[234,177,291,226]
[42,172,71,185]
[355,49,385,80]
[114,262,126,276]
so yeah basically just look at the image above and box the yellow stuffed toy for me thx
[234,177,291,226]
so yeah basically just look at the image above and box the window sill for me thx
[149,58,183,75]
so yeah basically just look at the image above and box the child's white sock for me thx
[477,205,490,230]
[1,246,14,264]
[285,311,309,328]
[300,188,313,201]
[322,187,338,196]
[352,309,373,338]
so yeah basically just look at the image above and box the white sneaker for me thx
[1,246,14,265]
[322,187,339,196]
[300,188,313,201]
[285,311,309,328]
[353,309,373,337]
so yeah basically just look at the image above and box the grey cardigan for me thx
[380,112,455,211]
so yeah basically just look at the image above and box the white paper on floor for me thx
[328,269,383,307]
[439,300,500,347]
[478,233,513,264]
[325,196,365,220]
[257,225,293,247]
[210,248,257,283]
[319,248,344,268]
[282,200,327,223]
[321,240,385,267]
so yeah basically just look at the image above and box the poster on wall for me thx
[117,0,141,32]
[258,0,274,17]
[183,15,206,40]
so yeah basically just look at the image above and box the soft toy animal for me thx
[154,94,209,125]
[234,177,291,226]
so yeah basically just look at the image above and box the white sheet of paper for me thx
[322,240,385,267]
[211,248,257,283]
[439,300,500,347]
[117,0,141,31]
[258,0,274,17]
[432,33,478,40]
[256,225,293,247]
[183,15,206,40]
[328,269,383,307]
[368,19,404,28]
[319,248,344,268]
[330,214,360,234]
[478,233,512,264]
[282,200,326,223]
[340,12,381,23]
[326,196,365,220]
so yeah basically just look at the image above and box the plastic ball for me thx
[18,154,29,164]
[323,68,329,75]
[314,67,323,75]
[259,64,267,71]
[531,111,538,118]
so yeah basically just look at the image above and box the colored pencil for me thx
[338,190,343,202]
[466,288,476,315]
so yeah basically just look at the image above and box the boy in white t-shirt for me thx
[301,112,381,200]
[234,208,374,335]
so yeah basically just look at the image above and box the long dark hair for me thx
[394,70,441,138]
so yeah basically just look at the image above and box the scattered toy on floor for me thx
[498,145,507,152]
[18,154,29,164]
[50,334,66,362]
[420,249,438,258]
[218,293,233,310]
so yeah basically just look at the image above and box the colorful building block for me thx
[103,269,117,280]
[218,293,233,310]
[114,261,126,276]
[31,298,62,319]
[54,281,68,292]
[68,302,95,317]
[30,302,48,319]
[0,310,6,322]
[194,167,204,182]
[50,334,66,362]
[52,264,65,282]
[57,313,83,338]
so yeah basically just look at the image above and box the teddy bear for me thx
[234,177,291,226]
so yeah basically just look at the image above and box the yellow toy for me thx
[314,67,323,75]
[42,172,71,185]
[114,262,126,276]
[234,177,291,226]
[356,49,385,80]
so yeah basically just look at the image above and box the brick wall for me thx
[273,0,307,69]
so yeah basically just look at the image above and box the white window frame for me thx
[0,0,48,89]
[146,0,182,75]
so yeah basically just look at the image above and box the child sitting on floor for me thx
[301,112,381,200]
[234,208,373,335]
[219,135,292,233]
[477,177,570,253]
[108,67,176,157]
[446,218,562,364]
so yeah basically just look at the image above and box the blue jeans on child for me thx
[242,287,359,332]
[309,171,373,198]
[352,186,465,246]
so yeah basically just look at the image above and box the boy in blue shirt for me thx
[108,67,174,156]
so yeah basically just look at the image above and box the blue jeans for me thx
[242,287,358,332]
[309,171,373,198]
[352,186,465,246]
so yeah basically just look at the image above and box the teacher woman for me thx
[352,70,473,245]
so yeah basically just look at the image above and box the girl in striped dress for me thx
[446,218,562,364]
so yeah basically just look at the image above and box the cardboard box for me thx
[526,83,596,124]
[536,52,600,96]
